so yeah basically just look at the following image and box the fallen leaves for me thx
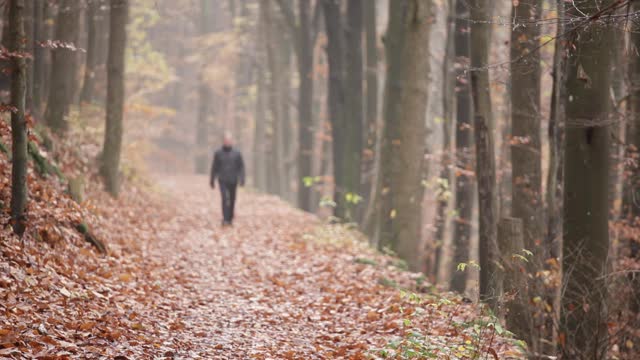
[0,121,523,358]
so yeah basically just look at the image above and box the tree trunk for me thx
[254,65,267,191]
[45,0,81,134]
[322,0,348,219]
[544,0,566,354]
[450,0,474,294]
[433,0,456,283]
[31,1,45,118]
[509,0,543,349]
[469,0,499,309]
[296,0,315,212]
[510,0,543,263]
[194,0,216,174]
[9,0,28,236]
[344,0,364,221]
[374,0,431,271]
[23,0,33,112]
[497,218,527,339]
[264,0,286,197]
[80,0,106,104]
[100,0,128,197]
[561,1,614,357]
[361,0,378,224]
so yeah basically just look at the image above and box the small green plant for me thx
[456,260,480,272]
[302,176,322,187]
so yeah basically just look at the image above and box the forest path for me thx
[147,175,385,358]
[128,175,520,359]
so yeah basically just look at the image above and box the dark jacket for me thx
[210,146,245,185]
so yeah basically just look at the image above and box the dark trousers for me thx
[219,181,237,223]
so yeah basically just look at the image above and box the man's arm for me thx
[238,152,245,186]
[210,151,218,188]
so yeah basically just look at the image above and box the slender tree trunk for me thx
[297,0,314,212]
[344,0,364,220]
[545,1,566,354]
[31,0,43,115]
[45,0,80,134]
[469,0,499,309]
[510,0,543,263]
[561,1,614,357]
[322,0,348,219]
[254,66,267,191]
[374,0,431,271]
[361,0,378,225]
[433,0,456,283]
[450,0,474,293]
[509,0,543,348]
[80,0,105,104]
[9,0,28,236]
[100,0,128,197]
[23,0,32,112]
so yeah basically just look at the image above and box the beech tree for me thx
[9,0,27,236]
[81,0,108,105]
[449,0,473,294]
[469,0,500,308]
[508,0,542,345]
[374,0,431,270]
[100,0,128,196]
[561,0,615,356]
[45,0,80,134]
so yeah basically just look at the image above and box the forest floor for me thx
[1,173,525,359]
[0,116,524,359]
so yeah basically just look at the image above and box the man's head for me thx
[223,132,234,147]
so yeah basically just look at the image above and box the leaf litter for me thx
[0,120,523,359]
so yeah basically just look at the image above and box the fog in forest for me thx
[1,0,640,358]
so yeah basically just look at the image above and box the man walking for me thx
[210,133,245,226]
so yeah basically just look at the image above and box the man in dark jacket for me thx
[210,133,245,226]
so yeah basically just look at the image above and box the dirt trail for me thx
[137,176,520,359]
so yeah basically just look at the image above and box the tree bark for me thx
[45,0,81,134]
[9,0,28,236]
[100,0,128,196]
[344,0,364,221]
[23,0,33,111]
[361,0,378,224]
[31,1,45,118]
[469,0,499,309]
[264,0,287,197]
[433,0,456,283]
[497,218,527,340]
[374,0,431,271]
[544,0,566,354]
[510,0,543,262]
[322,0,348,218]
[450,0,474,294]
[509,0,543,349]
[296,0,314,212]
[80,0,107,104]
[561,1,614,357]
